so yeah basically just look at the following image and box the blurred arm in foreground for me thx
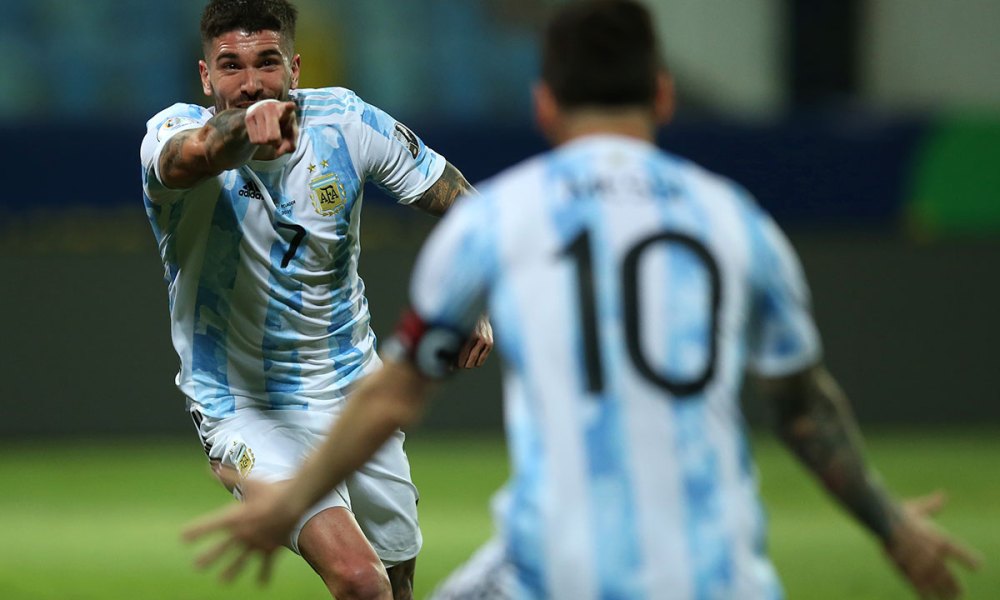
[182,358,431,582]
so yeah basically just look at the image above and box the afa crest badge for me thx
[226,440,256,479]
[310,172,347,217]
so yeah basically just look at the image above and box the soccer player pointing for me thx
[143,1,491,599]
[183,1,980,598]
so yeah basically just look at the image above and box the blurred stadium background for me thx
[1,0,997,598]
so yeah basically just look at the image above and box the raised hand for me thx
[455,314,493,369]
[245,99,299,157]
[884,491,982,599]
[182,476,299,585]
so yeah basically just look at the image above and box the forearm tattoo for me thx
[203,109,254,164]
[159,109,252,186]
[412,162,477,216]
[160,132,190,180]
[206,109,248,143]
[770,368,900,542]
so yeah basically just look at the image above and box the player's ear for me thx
[653,71,675,126]
[290,54,301,89]
[533,82,560,143]
[199,60,212,97]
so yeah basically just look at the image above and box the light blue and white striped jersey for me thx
[409,135,822,599]
[140,87,445,418]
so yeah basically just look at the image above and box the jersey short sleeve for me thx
[745,203,822,376]
[356,100,446,204]
[140,103,211,204]
[408,192,497,334]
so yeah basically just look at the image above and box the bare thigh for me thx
[298,507,392,600]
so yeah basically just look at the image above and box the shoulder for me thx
[293,87,369,126]
[655,149,788,269]
[655,149,765,218]
[141,104,211,164]
[443,153,553,249]
[664,154,797,278]
[473,152,553,200]
[295,87,410,137]
[145,103,211,132]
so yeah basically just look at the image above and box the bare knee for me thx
[317,558,391,600]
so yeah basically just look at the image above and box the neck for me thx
[554,107,658,146]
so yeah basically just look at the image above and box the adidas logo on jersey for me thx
[238,181,264,200]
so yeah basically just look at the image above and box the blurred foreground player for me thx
[141,0,491,598]
[183,1,980,598]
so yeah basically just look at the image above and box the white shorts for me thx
[189,402,422,565]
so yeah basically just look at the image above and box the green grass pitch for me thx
[0,429,996,599]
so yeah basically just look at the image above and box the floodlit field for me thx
[0,429,996,599]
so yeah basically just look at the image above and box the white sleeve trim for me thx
[149,122,203,195]
[395,153,447,205]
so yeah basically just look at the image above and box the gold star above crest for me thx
[321,159,329,168]
[308,164,317,173]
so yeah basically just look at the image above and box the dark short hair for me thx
[200,0,298,51]
[542,0,664,109]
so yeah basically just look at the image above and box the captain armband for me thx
[382,309,465,380]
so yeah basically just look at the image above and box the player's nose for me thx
[240,69,263,94]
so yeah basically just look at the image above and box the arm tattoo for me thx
[411,162,477,216]
[158,109,253,188]
[202,108,254,167]
[768,367,900,543]
[206,109,248,143]
[160,133,189,182]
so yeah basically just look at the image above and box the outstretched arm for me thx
[157,100,298,190]
[755,364,981,599]
[280,359,430,516]
[758,365,897,538]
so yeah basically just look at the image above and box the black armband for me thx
[382,309,465,379]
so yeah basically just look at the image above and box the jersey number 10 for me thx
[562,229,722,398]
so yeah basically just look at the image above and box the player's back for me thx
[476,134,808,599]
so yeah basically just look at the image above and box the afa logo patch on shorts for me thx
[226,440,256,479]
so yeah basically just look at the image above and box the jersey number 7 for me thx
[274,222,307,268]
